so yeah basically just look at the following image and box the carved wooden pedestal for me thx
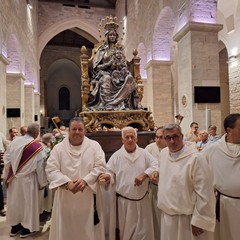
[80,110,154,132]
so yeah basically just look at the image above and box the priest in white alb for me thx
[145,126,167,240]
[201,113,240,240]
[99,126,158,240]
[152,123,216,240]
[46,117,107,240]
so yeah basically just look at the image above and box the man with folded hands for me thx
[46,117,107,240]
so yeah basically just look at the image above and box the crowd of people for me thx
[0,113,239,240]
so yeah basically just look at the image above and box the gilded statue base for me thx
[80,110,154,132]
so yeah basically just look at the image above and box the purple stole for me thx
[6,139,43,185]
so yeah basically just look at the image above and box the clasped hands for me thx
[67,179,87,194]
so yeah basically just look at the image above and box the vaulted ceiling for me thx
[40,0,116,48]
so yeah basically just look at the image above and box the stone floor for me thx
[0,215,50,240]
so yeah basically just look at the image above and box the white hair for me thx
[121,126,138,139]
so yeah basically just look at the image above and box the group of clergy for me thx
[2,113,240,240]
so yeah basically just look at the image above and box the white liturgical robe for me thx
[202,134,240,240]
[158,144,216,240]
[3,134,48,232]
[145,142,161,159]
[145,142,163,240]
[107,145,158,240]
[46,136,106,240]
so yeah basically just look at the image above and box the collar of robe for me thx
[217,134,240,158]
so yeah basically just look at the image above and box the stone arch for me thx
[46,58,81,122]
[137,43,147,79]
[190,0,217,24]
[6,34,21,73]
[152,6,176,61]
[38,17,100,60]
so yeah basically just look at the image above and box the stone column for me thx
[24,84,35,126]
[228,57,240,113]
[0,54,9,135]
[34,91,41,125]
[6,73,25,131]
[173,22,223,132]
[145,60,174,127]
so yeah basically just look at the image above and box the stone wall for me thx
[0,0,39,135]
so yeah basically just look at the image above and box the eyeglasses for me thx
[164,134,180,142]
[155,135,163,139]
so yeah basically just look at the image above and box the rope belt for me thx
[116,191,148,201]
[115,191,148,240]
[216,190,240,222]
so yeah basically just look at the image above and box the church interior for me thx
[0,0,240,239]
[0,0,239,137]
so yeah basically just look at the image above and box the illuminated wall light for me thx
[24,82,33,85]
[27,0,32,9]
[227,29,235,35]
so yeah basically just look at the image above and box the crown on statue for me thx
[98,15,125,40]
[104,15,119,31]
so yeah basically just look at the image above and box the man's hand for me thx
[98,173,111,185]
[68,179,87,194]
[192,225,204,236]
[134,173,148,186]
[150,171,159,184]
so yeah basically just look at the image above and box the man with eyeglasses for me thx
[145,126,167,240]
[152,123,216,240]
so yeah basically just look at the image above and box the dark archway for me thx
[59,87,70,110]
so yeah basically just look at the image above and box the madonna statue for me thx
[87,16,141,111]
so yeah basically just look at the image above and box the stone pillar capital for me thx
[173,22,223,42]
[24,84,35,89]
[6,72,26,80]
[145,59,173,70]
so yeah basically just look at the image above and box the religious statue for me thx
[87,16,141,111]
[80,16,154,132]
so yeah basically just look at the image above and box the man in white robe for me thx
[99,126,158,240]
[3,123,48,238]
[152,123,216,240]
[201,113,240,240]
[46,117,107,240]
[145,126,167,240]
